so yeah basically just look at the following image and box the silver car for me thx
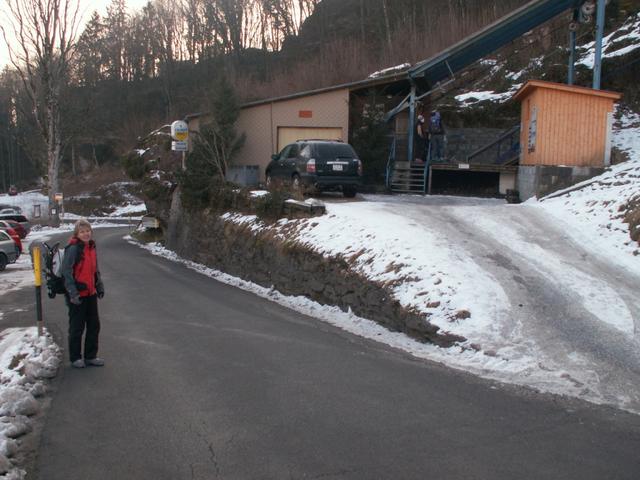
[0,230,19,271]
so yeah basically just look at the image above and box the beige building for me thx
[185,73,410,184]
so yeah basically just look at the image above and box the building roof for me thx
[183,71,410,122]
[513,80,623,101]
[240,71,410,109]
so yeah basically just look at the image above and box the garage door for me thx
[277,127,343,151]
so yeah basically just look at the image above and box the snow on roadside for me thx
[0,328,60,479]
[530,110,640,277]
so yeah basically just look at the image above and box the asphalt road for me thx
[8,228,639,479]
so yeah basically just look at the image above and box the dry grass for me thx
[61,165,129,197]
[622,195,640,244]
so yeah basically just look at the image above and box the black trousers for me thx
[67,294,100,362]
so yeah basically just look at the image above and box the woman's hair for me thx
[73,219,93,237]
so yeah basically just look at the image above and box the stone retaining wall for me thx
[166,194,462,347]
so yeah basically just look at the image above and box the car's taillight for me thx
[357,159,363,176]
[307,158,316,173]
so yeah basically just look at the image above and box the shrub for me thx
[122,151,146,180]
[254,183,296,221]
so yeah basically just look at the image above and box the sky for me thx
[0,0,150,69]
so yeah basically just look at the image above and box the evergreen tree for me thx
[104,0,128,81]
[179,76,245,208]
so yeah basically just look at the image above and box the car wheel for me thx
[343,186,357,198]
[0,253,7,272]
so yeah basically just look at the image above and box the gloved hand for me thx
[97,291,105,299]
[70,296,81,305]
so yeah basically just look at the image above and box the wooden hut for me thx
[513,80,621,167]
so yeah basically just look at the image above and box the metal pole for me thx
[568,10,578,85]
[32,246,43,337]
[407,83,416,165]
[593,0,607,90]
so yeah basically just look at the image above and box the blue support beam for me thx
[408,0,584,86]
[593,0,607,89]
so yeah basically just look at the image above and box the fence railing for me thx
[466,125,521,165]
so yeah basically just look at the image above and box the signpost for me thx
[171,120,189,170]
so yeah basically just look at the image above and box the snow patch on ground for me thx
[455,83,522,106]
[578,12,640,68]
[529,111,640,277]
[108,203,147,217]
[0,328,60,479]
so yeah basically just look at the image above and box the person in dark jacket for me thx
[428,110,446,162]
[61,219,105,368]
[415,114,429,163]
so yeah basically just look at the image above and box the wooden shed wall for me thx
[520,87,615,167]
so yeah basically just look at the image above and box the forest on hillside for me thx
[0,0,636,190]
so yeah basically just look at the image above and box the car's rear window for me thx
[0,215,27,222]
[315,143,357,158]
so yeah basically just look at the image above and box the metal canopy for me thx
[409,0,585,86]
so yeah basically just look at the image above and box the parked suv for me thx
[265,140,363,198]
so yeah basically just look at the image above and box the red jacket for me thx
[65,237,100,297]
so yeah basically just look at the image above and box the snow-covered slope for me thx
[533,109,640,267]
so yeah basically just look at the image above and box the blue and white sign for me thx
[172,141,188,152]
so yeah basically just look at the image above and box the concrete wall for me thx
[165,201,463,347]
[517,165,605,200]
[499,172,516,195]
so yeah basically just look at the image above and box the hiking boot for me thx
[86,358,105,367]
[71,359,86,368]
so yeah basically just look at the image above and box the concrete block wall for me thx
[518,165,605,200]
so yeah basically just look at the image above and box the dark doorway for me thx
[429,170,500,197]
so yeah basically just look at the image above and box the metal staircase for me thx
[386,134,429,194]
[385,126,521,194]
[390,161,428,193]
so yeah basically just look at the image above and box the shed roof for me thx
[513,80,623,101]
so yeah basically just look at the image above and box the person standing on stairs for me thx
[428,110,446,162]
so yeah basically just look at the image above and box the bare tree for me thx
[1,0,81,224]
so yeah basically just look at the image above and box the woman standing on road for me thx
[61,219,105,368]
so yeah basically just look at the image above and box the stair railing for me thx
[466,125,521,165]
[385,135,397,190]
